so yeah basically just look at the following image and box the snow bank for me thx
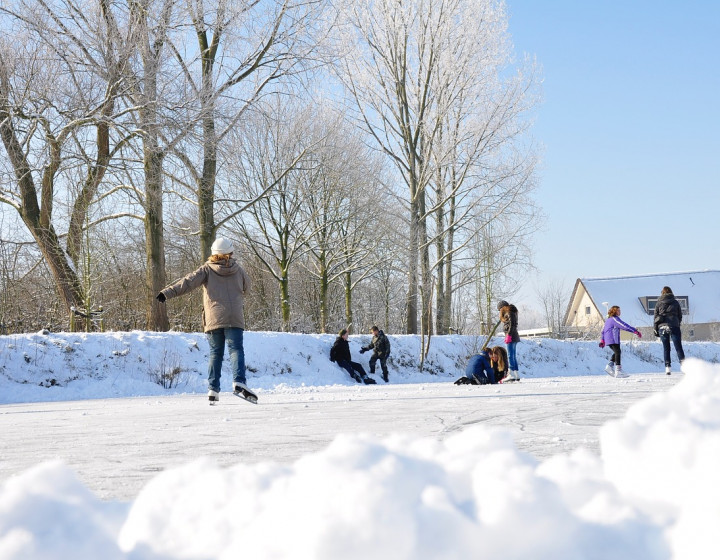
[1,330,718,404]
[3,359,720,559]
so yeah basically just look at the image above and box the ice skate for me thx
[233,382,258,404]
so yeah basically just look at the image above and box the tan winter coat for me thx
[160,258,251,331]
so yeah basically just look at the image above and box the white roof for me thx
[579,270,720,327]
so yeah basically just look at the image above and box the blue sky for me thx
[505,1,720,306]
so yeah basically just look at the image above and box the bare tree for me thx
[125,0,181,331]
[332,0,444,333]
[225,101,318,331]
[166,0,327,259]
[297,109,389,332]
[0,1,136,322]
[536,278,570,337]
[332,0,539,337]
[428,59,540,334]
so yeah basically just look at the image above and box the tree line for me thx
[0,0,541,336]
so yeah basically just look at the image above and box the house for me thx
[564,270,720,341]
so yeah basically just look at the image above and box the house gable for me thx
[564,279,605,328]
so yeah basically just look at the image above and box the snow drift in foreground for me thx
[2,359,720,559]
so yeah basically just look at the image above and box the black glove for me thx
[156,292,166,303]
[359,348,367,354]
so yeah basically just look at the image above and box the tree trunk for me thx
[198,113,217,260]
[66,88,114,267]
[344,270,353,329]
[34,225,85,317]
[198,28,219,260]
[318,251,328,333]
[443,193,456,334]
[279,274,290,331]
[144,148,169,331]
[435,202,446,334]
[406,197,419,334]
[419,189,431,338]
[136,8,170,332]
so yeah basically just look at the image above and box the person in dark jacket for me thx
[330,329,376,384]
[157,237,254,404]
[360,325,391,382]
[454,350,496,385]
[653,286,685,375]
[497,300,520,382]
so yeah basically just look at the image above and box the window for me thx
[638,296,658,314]
[585,306,591,315]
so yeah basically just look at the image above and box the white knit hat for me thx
[211,237,234,255]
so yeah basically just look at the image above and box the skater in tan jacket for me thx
[157,237,255,403]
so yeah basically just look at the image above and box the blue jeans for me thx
[660,326,685,367]
[465,353,494,384]
[206,328,245,392]
[507,341,518,371]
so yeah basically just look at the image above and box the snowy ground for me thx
[1,331,720,559]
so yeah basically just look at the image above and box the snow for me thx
[1,330,720,559]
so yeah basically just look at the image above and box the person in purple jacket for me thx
[599,305,642,377]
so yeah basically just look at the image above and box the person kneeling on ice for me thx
[454,350,496,385]
[599,305,641,378]
[330,329,376,384]
[489,346,509,382]
[156,237,257,404]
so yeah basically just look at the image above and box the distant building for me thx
[564,270,720,341]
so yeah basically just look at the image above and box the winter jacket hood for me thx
[207,259,241,277]
[161,258,251,332]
